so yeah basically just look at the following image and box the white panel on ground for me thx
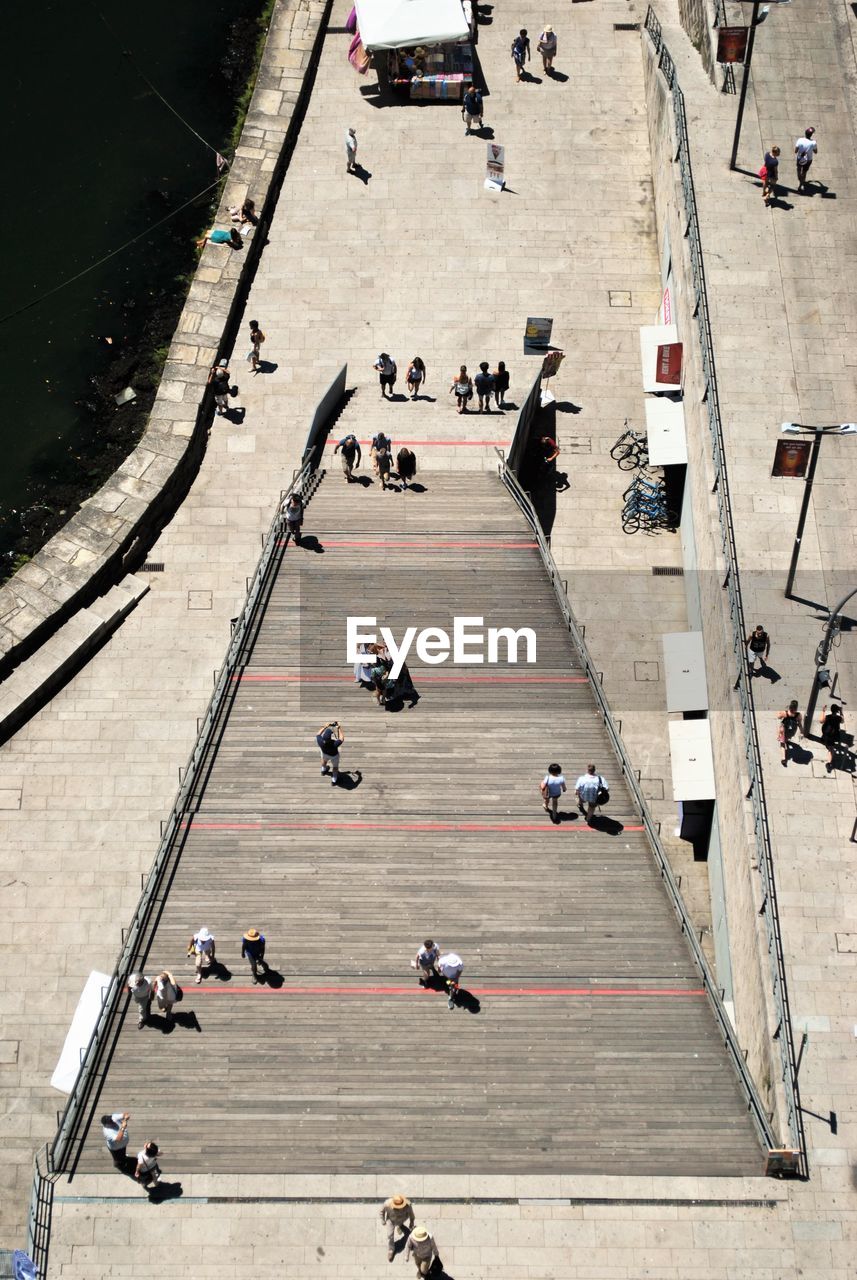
[662,631,709,712]
[51,970,111,1094]
[645,397,688,465]
[668,719,716,800]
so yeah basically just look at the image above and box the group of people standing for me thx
[334,429,417,491]
[540,762,609,824]
[746,624,847,773]
[450,361,510,413]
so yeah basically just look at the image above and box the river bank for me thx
[0,0,273,579]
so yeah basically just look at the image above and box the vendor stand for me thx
[352,0,476,101]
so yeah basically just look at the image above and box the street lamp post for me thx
[728,0,792,173]
[781,423,857,600]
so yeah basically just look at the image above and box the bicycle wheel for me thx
[610,435,632,461]
[622,514,642,534]
[617,448,641,471]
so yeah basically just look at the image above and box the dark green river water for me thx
[0,0,265,565]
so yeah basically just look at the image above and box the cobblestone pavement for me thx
[2,0,856,1272]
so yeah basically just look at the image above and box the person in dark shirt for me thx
[762,145,780,206]
[474,362,495,413]
[820,704,844,773]
[335,433,362,482]
[241,928,268,983]
[316,721,344,784]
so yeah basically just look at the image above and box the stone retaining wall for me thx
[0,0,330,685]
[642,37,788,1142]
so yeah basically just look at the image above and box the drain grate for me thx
[652,566,684,576]
[614,22,641,30]
[140,562,165,573]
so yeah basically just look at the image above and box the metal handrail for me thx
[49,418,335,1170]
[495,452,775,1155]
[643,6,806,1172]
[25,1144,54,1279]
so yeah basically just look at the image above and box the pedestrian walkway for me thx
[67,466,759,1179]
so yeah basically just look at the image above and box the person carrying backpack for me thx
[575,763,609,825]
[746,624,771,673]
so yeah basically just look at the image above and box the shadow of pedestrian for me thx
[787,743,814,766]
[521,71,543,84]
[208,961,233,983]
[548,70,569,82]
[223,405,246,424]
[147,1181,184,1204]
[355,475,374,487]
[263,968,285,989]
[296,535,325,554]
[350,163,371,184]
[334,769,363,790]
[588,815,625,836]
[554,401,582,414]
[452,987,481,1015]
[255,360,278,374]
[554,471,571,492]
[555,810,579,823]
[753,663,781,684]
[173,1010,202,1033]
[406,482,427,493]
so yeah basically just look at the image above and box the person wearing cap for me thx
[241,928,268,983]
[127,973,152,1029]
[405,1224,439,1276]
[101,1111,131,1169]
[794,127,817,191]
[187,926,216,985]
[379,1193,415,1262]
[207,358,231,415]
[345,127,358,173]
[437,951,464,1010]
[537,25,557,73]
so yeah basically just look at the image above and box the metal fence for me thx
[495,454,775,1153]
[25,1145,54,1279]
[49,370,345,1175]
[643,6,806,1172]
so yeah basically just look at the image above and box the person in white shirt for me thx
[134,1141,161,1193]
[127,973,152,1029]
[345,127,358,173]
[437,952,464,1009]
[152,971,179,1021]
[187,926,216,985]
[575,763,608,825]
[794,127,817,191]
[413,939,440,984]
[540,761,566,823]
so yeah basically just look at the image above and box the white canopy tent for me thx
[355,0,470,50]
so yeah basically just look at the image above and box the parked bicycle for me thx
[610,422,649,471]
[623,474,666,501]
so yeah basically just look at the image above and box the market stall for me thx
[352,0,475,100]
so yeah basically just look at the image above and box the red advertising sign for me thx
[717,26,749,64]
[656,342,683,386]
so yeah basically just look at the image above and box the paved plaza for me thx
[0,0,855,1274]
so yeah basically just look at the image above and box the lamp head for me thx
[780,422,802,434]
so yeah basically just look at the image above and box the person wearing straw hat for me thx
[405,1224,439,1276]
[537,25,558,73]
[379,1193,415,1262]
[241,927,268,984]
[187,926,216,985]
